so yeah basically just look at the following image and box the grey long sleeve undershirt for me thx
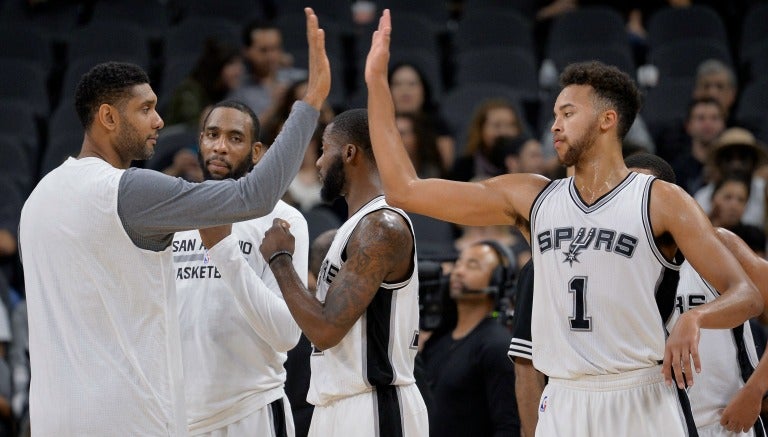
[118,101,319,251]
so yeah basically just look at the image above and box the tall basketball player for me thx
[257,109,428,436]
[364,10,762,436]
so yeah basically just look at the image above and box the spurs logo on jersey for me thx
[530,173,681,379]
[536,226,639,266]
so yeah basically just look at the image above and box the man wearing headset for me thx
[421,240,521,437]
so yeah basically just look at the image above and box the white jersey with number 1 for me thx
[531,172,681,379]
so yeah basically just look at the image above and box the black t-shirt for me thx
[422,317,520,437]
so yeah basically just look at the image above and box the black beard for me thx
[320,156,346,203]
[198,152,253,181]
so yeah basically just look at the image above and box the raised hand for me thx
[364,9,391,85]
[302,7,331,110]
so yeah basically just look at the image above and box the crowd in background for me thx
[1,0,768,435]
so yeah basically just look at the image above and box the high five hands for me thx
[302,7,331,110]
[364,9,391,85]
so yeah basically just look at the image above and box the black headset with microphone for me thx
[473,240,517,304]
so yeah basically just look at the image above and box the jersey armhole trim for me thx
[643,177,682,270]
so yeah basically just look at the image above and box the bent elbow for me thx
[307,332,343,352]
[751,287,765,318]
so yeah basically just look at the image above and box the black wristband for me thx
[268,250,293,265]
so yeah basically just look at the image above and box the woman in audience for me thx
[396,112,445,178]
[389,62,455,172]
[451,99,526,181]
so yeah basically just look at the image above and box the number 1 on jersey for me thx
[569,276,592,331]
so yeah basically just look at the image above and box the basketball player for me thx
[18,9,328,435]
[364,10,762,436]
[173,100,309,436]
[257,109,428,436]
[510,154,768,436]
[629,153,768,436]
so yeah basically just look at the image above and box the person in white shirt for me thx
[18,9,329,435]
[174,99,310,436]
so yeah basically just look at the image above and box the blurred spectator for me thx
[672,97,726,195]
[490,135,546,176]
[261,79,335,144]
[452,99,526,181]
[692,59,738,125]
[9,301,27,437]
[283,124,325,212]
[709,172,767,257]
[421,241,520,437]
[396,112,446,178]
[165,39,244,128]
[454,224,530,274]
[229,19,306,121]
[694,127,767,229]
[389,62,455,172]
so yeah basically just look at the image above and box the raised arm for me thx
[363,9,547,227]
[260,211,412,351]
[653,181,763,388]
[117,8,330,251]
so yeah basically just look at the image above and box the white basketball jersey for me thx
[667,261,760,430]
[531,172,681,379]
[307,196,420,407]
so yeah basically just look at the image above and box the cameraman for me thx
[421,241,521,437]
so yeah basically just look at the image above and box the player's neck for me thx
[78,133,130,169]
[572,150,628,205]
[345,173,384,217]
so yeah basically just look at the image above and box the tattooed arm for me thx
[260,210,413,350]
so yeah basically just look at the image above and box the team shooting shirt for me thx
[18,102,319,436]
[530,173,681,379]
[20,158,187,435]
[308,196,420,406]
[174,200,307,433]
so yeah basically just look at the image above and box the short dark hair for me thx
[202,100,261,141]
[624,152,676,184]
[241,18,278,48]
[686,96,725,121]
[74,62,150,129]
[328,109,373,162]
[559,61,641,141]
